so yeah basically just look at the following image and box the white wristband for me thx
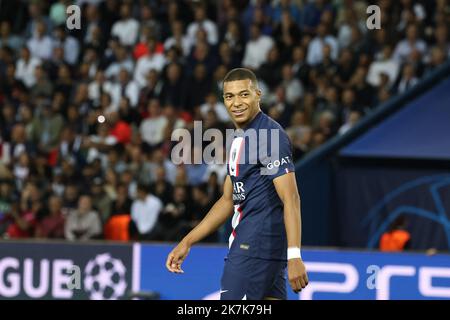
[287,247,302,260]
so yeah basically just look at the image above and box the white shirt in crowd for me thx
[203,164,228,186]
[397,76,419,94]
[187,20,219,46]
[53,36,80,65]
[283,78,304,105]
[306,36,339,66]
[109,80,140,108]
[131,194,163,234]
[148,160,177,185]
[111,18,140,46]
[242,35,274,70]
[366,58,400,87]
[393,39,427,63]
[15,56,42,88]
[134,53,166,87]
[140,116,168,146]
[65,210,102,241]
[88,80,117,106]
[105,59,135,80]
[164,36,193,56]
[86,134,118,163]
[140,116,185,146]
[27,35,53,60]
[200,102,231,123]
[0,140,11,165]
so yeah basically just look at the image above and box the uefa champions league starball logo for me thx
[84,253,127,300]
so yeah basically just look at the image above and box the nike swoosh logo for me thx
[220,290,228,294]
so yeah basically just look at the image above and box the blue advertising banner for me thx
[0,240,137,300]
[139,244,450,300]
[139,244,228,300]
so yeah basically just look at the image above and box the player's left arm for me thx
[273,172,309,293]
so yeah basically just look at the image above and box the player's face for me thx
[223,79,261,128]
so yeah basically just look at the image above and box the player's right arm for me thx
[166,175,234,273]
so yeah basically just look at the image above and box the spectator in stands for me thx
[185,146,208,187]
[157,185,192,241]
[338,110,362,135]
[140,99,167,149]
[242,23,274,70]
[35,195,65,239]
[200,92,230,123]
[306,23,338,66]
[133,37,166,87]
[15,46,41,88]
[90,177,113,224]
[241,0,272,34]
[349,66,375,109]
[187,4,219,46]
[190,183,216,242]
[159,63,185,109]
[139,4,162,43]
[62,184,79,214]
[0,179,15,236]
[395,62,419,94]
[272,0,302,25]
[29,99,64,153]
[258,46,282,90]
[0,0,447,245]
[111,3,140,47]
[301,0,334,34]
[165,20,192,57]
[105,45,135,81]
[367,45,400,88]
[52,25,80,65]
[111,183,132,216]
[433,23,450,57]
[273,10,301,60]
[6,182,41,238]
[379,216,411,251]
[108,111,132,145]
[151,166,174,206]
[129,183,163,240]
[25,1,52,39]
[393,24,427,63]
[0,103,16,145]
[182,63,212,112]
[0,21,23,52]
[27,20,53,61]
[280,63,304,105]
[65,195,102,241]
[222,19,245,63]
[424,47,447,75]
[31,65,53,99]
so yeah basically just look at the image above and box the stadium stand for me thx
[0,0,449,245]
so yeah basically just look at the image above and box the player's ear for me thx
[255,88,262,100]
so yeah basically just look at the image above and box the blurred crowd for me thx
[0,0,449,242]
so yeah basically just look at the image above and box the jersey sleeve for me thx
[258,127,295,180]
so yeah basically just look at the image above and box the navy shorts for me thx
[220,254,287,300]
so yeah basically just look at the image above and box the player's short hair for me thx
[223,68,259,89]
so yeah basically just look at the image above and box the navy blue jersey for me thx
[227,111,295,260]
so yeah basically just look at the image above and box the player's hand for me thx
[166,240,190,274]
[287,258,308,293]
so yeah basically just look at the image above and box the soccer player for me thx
[166,68,308,300]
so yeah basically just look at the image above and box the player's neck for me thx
[235,109,261,130]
